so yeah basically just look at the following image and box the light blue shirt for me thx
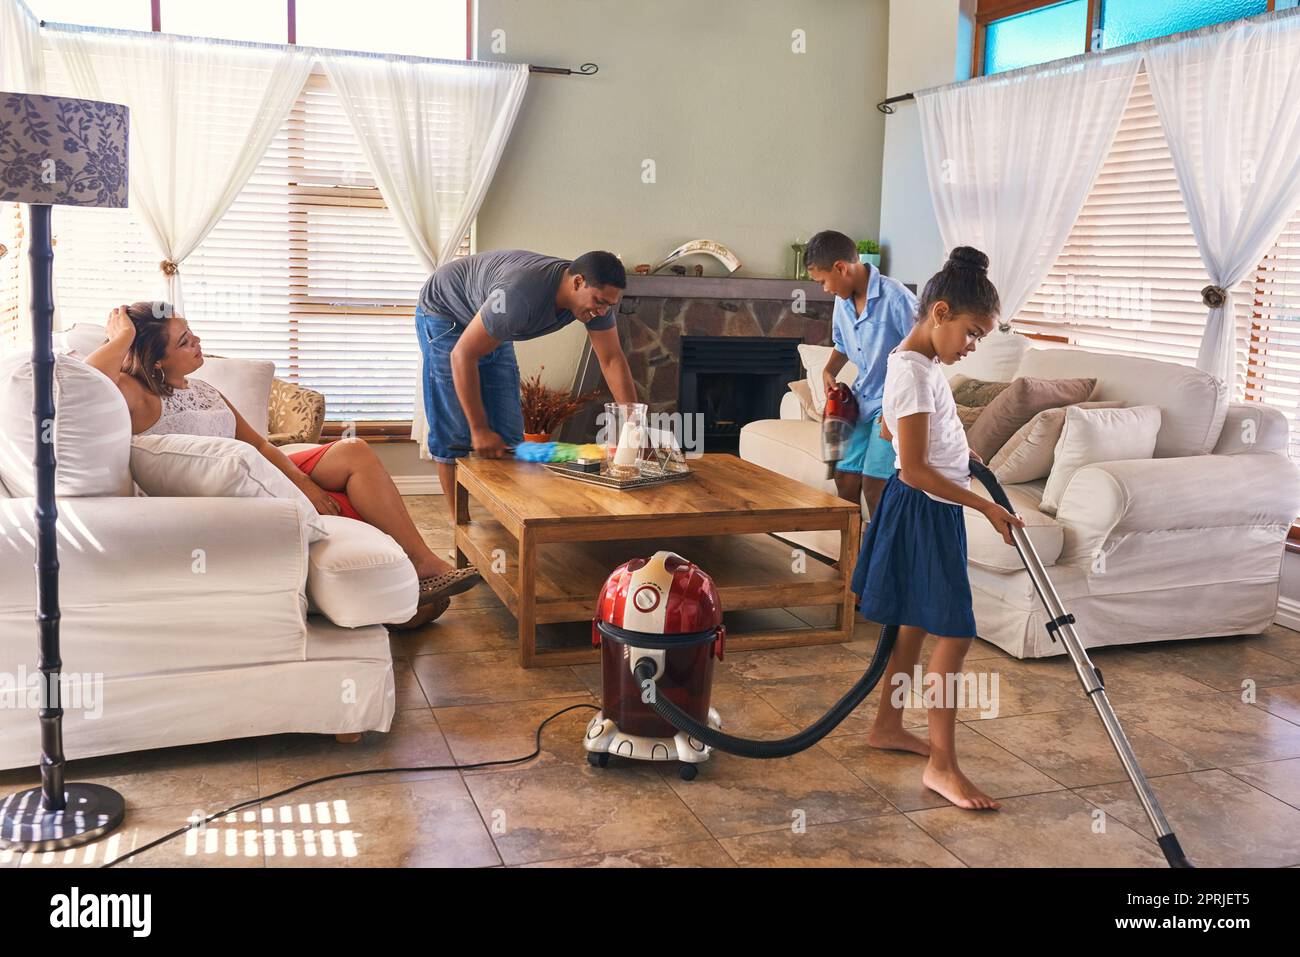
[831,265,918,422]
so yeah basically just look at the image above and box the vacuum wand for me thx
[966,459,1193,868]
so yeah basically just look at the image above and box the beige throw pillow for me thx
[990,400,1125,484]
[797,344,858,416]
[1039,405,1162,514]
[966,376,1097,461]
[787,380,819,420]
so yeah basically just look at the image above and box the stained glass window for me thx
[984,0,1088,75]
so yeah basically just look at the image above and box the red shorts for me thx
[287,442,363,520]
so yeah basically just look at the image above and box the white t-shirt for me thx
[882,347,971,505]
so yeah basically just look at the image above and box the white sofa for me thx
[740,335,1300,658]
[0,338,416,771]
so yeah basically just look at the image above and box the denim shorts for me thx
[836,412,897,479]
[416,305,525,464]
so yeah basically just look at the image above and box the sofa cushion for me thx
[1015,346,1227,457]
[54,321,110,358]
[797,344,858,416]
[950,375,1012,409]
[307,515,418,627]
[966,376,1096,461]
[786,379,819,420]
[943,329,1029,383]
[56,322,276,437]
[192,357,276,437]
[1040,405,1162,514]
[990,400,1125,484]
[0,352,134,498]
[965,481,1064,572]
[956,404,984,431]
[130,433,328,542]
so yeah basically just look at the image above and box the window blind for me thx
[1240,210,1300,461]
[29,61,467,423]
[1017,66,1300,438]
[1017,69,1257,368]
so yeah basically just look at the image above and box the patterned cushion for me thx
[268,379,326,446]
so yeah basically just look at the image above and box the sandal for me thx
[389,594,450,631]
[418,566,482,602]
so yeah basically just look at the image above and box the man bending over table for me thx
[415,248,638,520]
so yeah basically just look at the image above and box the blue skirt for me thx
[851,472,977,639]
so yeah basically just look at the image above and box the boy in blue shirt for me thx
[805,230,918,518]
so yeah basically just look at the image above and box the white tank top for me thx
[138,378,236,439]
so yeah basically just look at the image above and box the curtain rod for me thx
[875,3,1299,113]
[37,20,598,76]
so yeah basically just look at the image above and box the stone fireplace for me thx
[560,275,833,447]
[678,336,802,454]
[617,275,832,411]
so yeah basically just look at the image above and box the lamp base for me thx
[0,783,126,852]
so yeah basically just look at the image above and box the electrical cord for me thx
[100,702,598,868]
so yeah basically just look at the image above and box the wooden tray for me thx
[543,459,692,490]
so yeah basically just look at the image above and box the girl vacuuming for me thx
[852,246,1024,810]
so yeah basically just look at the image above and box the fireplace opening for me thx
[678,336,802,455]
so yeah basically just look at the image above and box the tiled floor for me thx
[5,494,1300,868]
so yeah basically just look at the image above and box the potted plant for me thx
[519,367,605,442]
[857,238,881,269]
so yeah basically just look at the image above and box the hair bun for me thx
[946,246,989,274]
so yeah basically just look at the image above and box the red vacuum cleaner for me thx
[820,383,859,479]
[584,462,1193,867]
[585,551,725,780]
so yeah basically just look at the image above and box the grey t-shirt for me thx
[417,249,616,342]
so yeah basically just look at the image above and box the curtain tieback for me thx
[159,260,179,277]
[1201,285,1227,309]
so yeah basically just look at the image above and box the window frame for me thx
[973,0,1281,78]
[146,0,471,434]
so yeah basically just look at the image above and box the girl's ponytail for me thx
[918,246,1001,322]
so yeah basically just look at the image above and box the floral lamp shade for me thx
[0,91,128,208]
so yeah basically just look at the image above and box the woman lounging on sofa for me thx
[85,301,478,630]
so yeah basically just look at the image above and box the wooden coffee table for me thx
[453,454,861,667]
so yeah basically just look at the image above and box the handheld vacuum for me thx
[820,383,859,478]
[584,460,1193,868]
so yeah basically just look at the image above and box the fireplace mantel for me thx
[624,274,833,302]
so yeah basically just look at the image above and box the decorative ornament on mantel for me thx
[649,239,741,276]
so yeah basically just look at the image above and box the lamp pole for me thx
[29,203,70,811]
[0,89,130,851]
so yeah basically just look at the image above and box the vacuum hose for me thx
[633,623,899,759]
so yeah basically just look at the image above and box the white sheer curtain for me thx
[1,0,43,93]
[45,28,312,312]
[917,50,1140,327]
[321,53,528,454]
[1145,11,1300,383]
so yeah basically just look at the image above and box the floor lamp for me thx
[0,91,130,851]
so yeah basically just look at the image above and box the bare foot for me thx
[867,727,931,756]
[922,764,1001,810]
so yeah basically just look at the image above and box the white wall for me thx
[392,0,894,483]
[475,0,891,390]
[877,0,974,287]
